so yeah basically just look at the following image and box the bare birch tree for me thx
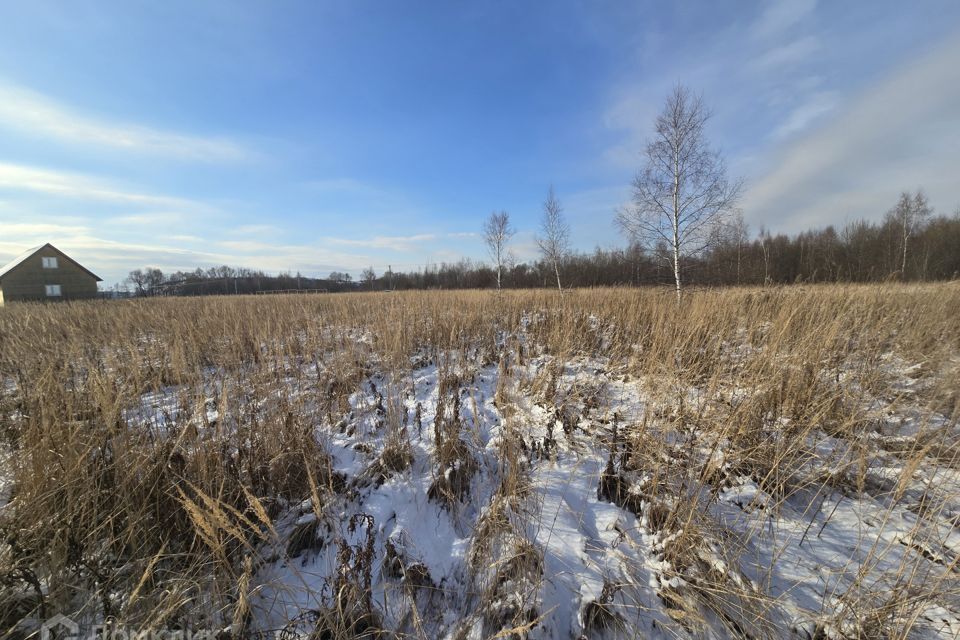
[759,227,772,285]
[891,190,931,279]
[616,85,742,301]
[483,210,514,291]
[731,211,749,285]
[537,186,570,291]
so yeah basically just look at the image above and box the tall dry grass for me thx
[0,283,957,637]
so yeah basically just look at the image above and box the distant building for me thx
[0,243,102,305]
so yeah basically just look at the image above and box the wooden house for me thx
[0,243,102,305]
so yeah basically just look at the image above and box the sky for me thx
[1,1,959,286]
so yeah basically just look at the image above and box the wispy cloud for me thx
[742,31,960,232]
[109,212,187,226]
[770,90,837,139]
[749,35,820,71]
[0,222,93,263]
[750,0,818,40]
[0,162,202,208]
[600,83,666,169]
[0,221,91,237]
[228,224,281,236]
[215,239,280,253]
[0,83,251,162]
[326,234,437,252]
[163,234,203,243]
[201,238,381,274]
[507,231,541,262]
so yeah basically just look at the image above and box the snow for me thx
[76,328,960,638]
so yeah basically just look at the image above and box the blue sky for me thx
[1,1,959,285]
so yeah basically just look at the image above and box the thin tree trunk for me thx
[762,241,770,285]
[673,238,681,303]
[673,149,682,303]
[901,223,909,280]
[737,238,743,287]
[554,260,562,291]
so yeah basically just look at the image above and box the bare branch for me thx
[483,210,514,291]
[615,85,742,300]
[537,185,570,291]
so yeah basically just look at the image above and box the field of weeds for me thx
[1,284,959,639]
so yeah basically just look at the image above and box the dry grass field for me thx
[1,284,959,639]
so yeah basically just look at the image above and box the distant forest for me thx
[123,210,960,297]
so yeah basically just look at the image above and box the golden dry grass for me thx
[0,283,958,638]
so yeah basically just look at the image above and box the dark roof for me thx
[0,243,102,282]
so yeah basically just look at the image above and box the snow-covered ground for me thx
[7,314,958,639]
[119,339,956,639]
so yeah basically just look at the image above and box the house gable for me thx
[0,243,102,304]
[0,243,102,283]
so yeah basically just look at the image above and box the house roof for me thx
[0,243,103,282]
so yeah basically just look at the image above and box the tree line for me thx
[124,85,959,297]
[397,209,960,290]
[124,266,361,297]
[123,204,960,297]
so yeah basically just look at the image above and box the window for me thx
[42,256,58,269]
[45,284,62,297]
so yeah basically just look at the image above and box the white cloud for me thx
[0,162,202,208]
[110,212,186,226]
[215,239,279,252]
[0,221,91,238]
[229,224,282,236]
[750,0,818,40]
[507,231,541,262]
[741,32,960,232]
[770,90,836,139]
[326,234,437,252]
[0,222,93,267]
[601,82,666,168]
[749,35,820,71]
[0,83,251,162]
